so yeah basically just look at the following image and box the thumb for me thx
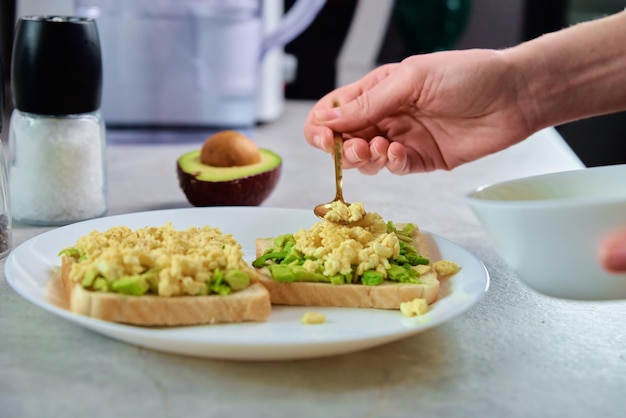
[315,64,418,133]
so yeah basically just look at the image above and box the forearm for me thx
[506,11,626,131]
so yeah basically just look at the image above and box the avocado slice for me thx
[111,276,150,296]
[223,269,250,291]
[177,148,282,206]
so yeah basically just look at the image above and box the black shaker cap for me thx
[11,16,102,115]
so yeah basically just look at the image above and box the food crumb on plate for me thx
[433,260,461,276]
[301,311,326,324]
[400,298,429,317]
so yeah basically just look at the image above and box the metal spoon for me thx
[313,131,364,225]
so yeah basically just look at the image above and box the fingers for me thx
[310,130,334,153]
[341,137,415,176]
[304,101,335,153]
[598,228,626,273]
[361,137,389,175]
[385,142,412,175]
[341,137,389,175]
[304,63,408,155]
[309,63,407,131]
[310,131,416,176]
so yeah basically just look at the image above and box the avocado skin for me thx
[177,154,281,206]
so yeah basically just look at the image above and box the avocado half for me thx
[177,149,282,206]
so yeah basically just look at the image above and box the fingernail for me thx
[315,108,341,123]
[602,246,626,272]
[348,145,362,162]
[313,135,325,149]
[388,148,399,162]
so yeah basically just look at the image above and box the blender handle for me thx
[261,0,326,57]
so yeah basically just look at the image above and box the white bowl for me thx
[466,164,626,300]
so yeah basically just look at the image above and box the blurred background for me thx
[1,0,625,165]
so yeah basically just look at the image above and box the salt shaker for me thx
[9,16,106,226]
[0,57,12,257]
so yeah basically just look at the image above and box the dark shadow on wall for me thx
[284,0,359,100]
[283,0,470,100]
[556,113,626,167]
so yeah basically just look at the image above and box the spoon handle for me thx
[333,131,344,202]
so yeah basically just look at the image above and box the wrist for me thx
[499,46,546,134]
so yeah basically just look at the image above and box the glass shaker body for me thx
[0,142,11,256]
[8,110,107,225]
[0,56,12,257]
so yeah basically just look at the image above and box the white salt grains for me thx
[9,111,107,225]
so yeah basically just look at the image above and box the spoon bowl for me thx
[313,131,365,225]
[313,199,352,223]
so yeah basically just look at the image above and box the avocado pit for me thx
[200,130,261,167]
[177,131,281,207]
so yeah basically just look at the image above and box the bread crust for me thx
[254,223,440,309]
[256,272,439,309]
[61,257,271,326]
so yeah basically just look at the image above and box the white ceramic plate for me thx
[5,207,489,361]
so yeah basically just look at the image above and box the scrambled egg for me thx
[400,298,429,317]
[433,260,461,276]
[323,201,366,223]
[67,222,248,297]
[294,211,399,277]
[301,312,326,324]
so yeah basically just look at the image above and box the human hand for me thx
[304,49,539,175]
[599,228,626,273]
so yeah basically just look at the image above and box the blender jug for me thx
[74,0,325,130]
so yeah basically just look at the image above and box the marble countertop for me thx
[2,100,625,418]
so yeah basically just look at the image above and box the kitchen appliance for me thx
[74,0,325,134]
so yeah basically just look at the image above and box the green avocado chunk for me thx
[92,278,110,292]
[223,269,250,291]
[387,264,420,284]
[81,267,99,288]
[361,270,384,286]
[111,276,150,296]
[267,264,330,283]
[58,247,87,262]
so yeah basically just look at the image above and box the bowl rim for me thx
[465,164,626,208]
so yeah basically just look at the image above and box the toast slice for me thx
[61,256,271,326]
[254,223,440,309]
